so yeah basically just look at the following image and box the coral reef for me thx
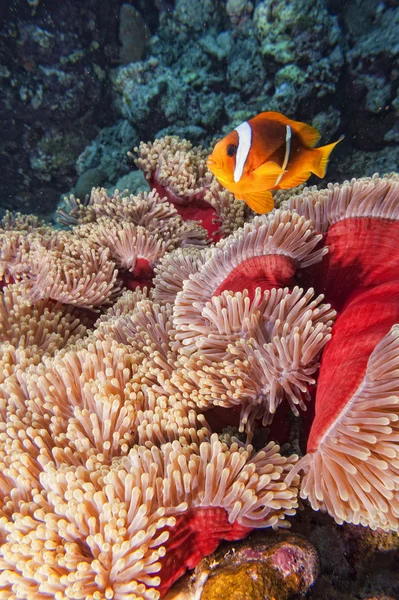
[343,0,399,149]
[253,0,343,115]
[111,0,344,148]
[75,120,139,195]
[0,0,124,213]
[1,0,398,216]
[118,3,150,64]
[1,0,399,596]
[226,0,254,27]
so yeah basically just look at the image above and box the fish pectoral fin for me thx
[252,161,285,188]
[277,171,312,190]
[242,190,275,214]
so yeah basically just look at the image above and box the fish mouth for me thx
[206,157,221,176]
[206,159,232,187]
[206,156,218,168]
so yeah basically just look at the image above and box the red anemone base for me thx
[158,507,252,596]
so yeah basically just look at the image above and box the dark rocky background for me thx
[0,0,398,218]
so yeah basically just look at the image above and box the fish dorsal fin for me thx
[252,111,321,148]
[251,161,285,190]
[242,190,275,214]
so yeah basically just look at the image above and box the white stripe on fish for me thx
[275,125,292,186]
[234,121,252,183]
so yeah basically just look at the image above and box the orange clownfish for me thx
[206,111,343,214]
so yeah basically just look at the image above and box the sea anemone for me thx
[281,174,399,306]
[26,242,120,309]
[203,179,248,238]
[61,188,208,292]
[285,174,399,530]
[2,189,209,306]
[172,210,327,355]
[134,136,211,203]
[58,187,192,229]
[134,136,245,240]
[0,434,298,599]
[0,282,87,391]
[3,167,399,600]
[166,286,334,432]
[0,214,54,286]
[0,278,300,595]
[0,206,302,597]
[0,224,120,309]
[94,287,152,342]
[152,246,211,306]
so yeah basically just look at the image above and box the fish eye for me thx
[226,144,237,157]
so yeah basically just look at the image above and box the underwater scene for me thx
[0,0,399,598]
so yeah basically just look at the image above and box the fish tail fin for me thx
[310,135,344,178]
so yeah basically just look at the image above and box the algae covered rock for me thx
[343,0,399,149]
[254,0,341,67]
[165,531,319,599]
[76,119,139,184]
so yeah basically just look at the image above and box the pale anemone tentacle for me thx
[281,173,399,233]
[26,244,120,309]
[75,216,207,273]
[0,434,299,599]
[173,210,327,355]
[57,187,181,228]
[164,287,335,432]
[203,180,248,237]
[134,136,212,200]
[152,246,211,306]
[94,287,152,342]
[134,136,252,238]
[286,325,399,531]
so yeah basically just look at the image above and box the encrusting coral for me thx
[167,531,319,600]
[2,138,399,598]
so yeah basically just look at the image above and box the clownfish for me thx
[207,111,343,214]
